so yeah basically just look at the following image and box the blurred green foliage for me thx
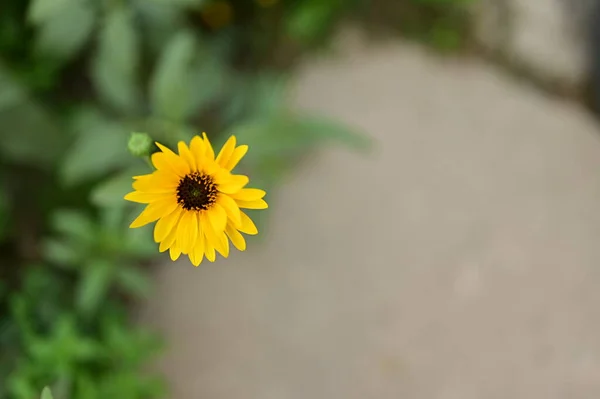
[0,0,473,397]
[0,0,365,397]
[357,0,476,51]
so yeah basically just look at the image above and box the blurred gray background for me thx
[139,1,600,397]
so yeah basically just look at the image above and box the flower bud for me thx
[128,132,153,157]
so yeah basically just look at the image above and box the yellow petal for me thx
[178,141,196,171]
[124,191,173,204]
[153,143,190,176]
[176,211,198,254]
[224,145,248,171]
[132,172,178,192]
[230,188,266,201]
[206,203,227,233]
[154,207,183,243]
[238,211,258,235]
[130,199,178,228]
[204,235,216,262]
[202,132,215,161]
[190,135,206,164]
[217,194,241,227]
[215,231,229,258]
[235,199,268,210]
[159,227,177,252]
[199,157,219,175]
[225,223,246,251]
[218,174,249,194]
[215,135,236,168]
[169,246,181,261]
[188,251,203,266]
[211,168,232,186]
[200,212,227,256]
[151,152,188,177]
[189,234,205,266]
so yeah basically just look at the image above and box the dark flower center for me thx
[176,172,217,211]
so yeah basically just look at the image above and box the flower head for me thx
[125,133,268,266]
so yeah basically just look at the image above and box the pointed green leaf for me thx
[76,260,114,316]
[0,66,66,166]
[293,115,372,151]
[51,209,95,243]
[228,114,370,163]
[60,109,133,185]
[42,239,81,267]
[252,74,289,117]
[34,0,95,62]
[41,387,54,399]
[187,57,230,115]
[92,6,140,112]
[149,30,198,122]
[91,166,147,207]
[135,1,184,54]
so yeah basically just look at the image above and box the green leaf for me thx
[0,101,65,166]
[91,166,146,207]
[293,115,372,151]
[71,338,100,360]
[41,386,54,399]
[123,222,157,260]
[116,266,153,299]
[0,64,27,111]
[0,66,66,166]
[187,57,230,115]
[252,74,289,117]
[42,239,81,267]
[10,296,32,336]
[135,0,184,54]
[92,6,140,113]
[149,30,198,122]
[76,373,99,399]
[222,73,289,123]
[60,109,134,185]
[50,209,95,243]
[99,204,126,234]
[33,0,95,62]
[286,0,339,44]
[90,174,131,207]
[50,315,100,363]
[8,374,37,399]
[76,260,113,316]
[27,0,71,24]
[228,114,370,163]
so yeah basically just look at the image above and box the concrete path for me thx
[140,38,600,399]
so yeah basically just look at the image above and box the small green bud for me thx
[128,132,154,157]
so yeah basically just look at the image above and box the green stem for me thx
[144,156,153,170]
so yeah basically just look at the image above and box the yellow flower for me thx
[124,133,268,266]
